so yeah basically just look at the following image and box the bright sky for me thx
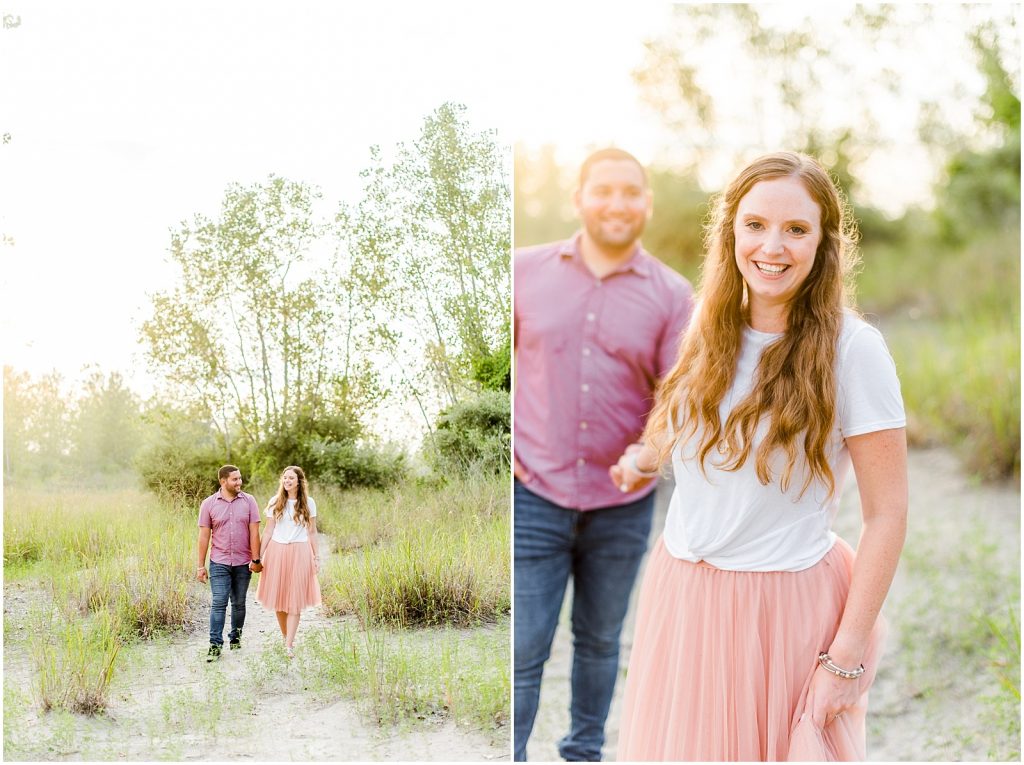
[1,3,1012,413]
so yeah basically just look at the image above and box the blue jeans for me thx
[208,561,252,646]
[514,481,654,762]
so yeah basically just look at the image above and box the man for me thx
[513,147,694,761]
[197,465,262,662]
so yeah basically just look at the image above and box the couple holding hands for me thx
[514,148,907,761]
[196,464,322,661]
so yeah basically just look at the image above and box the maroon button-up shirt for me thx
[514,234,694,510]
[198,490,261,566]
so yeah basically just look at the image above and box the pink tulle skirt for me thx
[255,538,322,614]
[617,536,884,761]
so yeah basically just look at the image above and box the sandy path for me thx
[4,534,509,761]
[524,447,1020,762]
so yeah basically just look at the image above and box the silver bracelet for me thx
[627,451,660,478]
[817,652,865,680]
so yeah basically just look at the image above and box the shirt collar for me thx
[559,231,650,277]
[218,489,243,502]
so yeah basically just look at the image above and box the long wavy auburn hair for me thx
[267,465,312,526]
[644,152,860,498]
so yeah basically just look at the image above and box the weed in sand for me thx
[297,619,510,729]
[898,517,1020,759]
[29,606,122,715]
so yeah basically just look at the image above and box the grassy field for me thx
[857,228,1020,482]
[3,475,510,759]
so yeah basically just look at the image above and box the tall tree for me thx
[338,103,511,428]
[633,4,1019,205]
[71,369,144,474]
[140,175,363,453]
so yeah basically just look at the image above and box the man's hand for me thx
[197,566,208,584]
[609,443,657,495]
[513,454,531,484]
[248,562,263,573]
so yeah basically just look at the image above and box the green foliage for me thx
[631,4,1019,196]
[136,441,225,506]
[426,391,510,477]
[318,475,509,627]
[297,621,509,728]
[471,324,511,392]
[3,367,70,479]
[297,439,407,491]
[340,102,510,419]
[29,607,121,714]
[139,175,376,454]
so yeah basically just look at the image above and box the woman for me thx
[612,152,907,761]
[256,465,323,657]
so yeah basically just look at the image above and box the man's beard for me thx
[585,217,644,252]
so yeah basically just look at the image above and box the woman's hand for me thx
[609,443,658,494]
[804,663,861,728]
[313,556,320,573]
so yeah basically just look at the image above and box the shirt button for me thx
[595,279,602,287]
[577,458,586,467]
[582,347,591,356]
[580,421,588,430]
[581,383,589,393]
[586,312,596,322]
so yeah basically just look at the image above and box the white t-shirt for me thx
[265,497,317,544]
[662,313,905,572]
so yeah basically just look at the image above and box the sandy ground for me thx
[523,447,1020,762]
[3,534,510,762]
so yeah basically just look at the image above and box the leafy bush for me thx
[471,328,511,392]
[301,438,407,490]
[135,443,226,505]
[426,391,510,477]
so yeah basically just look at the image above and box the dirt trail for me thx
[4,534,508,761]
[525,447,1020,762]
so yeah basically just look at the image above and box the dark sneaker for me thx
[229,630,242,650]
[206,644,222,662]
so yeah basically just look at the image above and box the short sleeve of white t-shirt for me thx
[265,496,317,544]
[836,322,906,438]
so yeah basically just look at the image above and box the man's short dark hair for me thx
[218,465,240,481]
[579,147,647,188]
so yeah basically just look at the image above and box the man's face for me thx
[574,159,652,252]
[220,470,243,496]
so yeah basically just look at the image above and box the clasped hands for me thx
[609,443,658,494]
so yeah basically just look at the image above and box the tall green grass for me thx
[317,475,510,627]
[29,608,122,715]
[886,314,1020,480]
[5,487,197,713]
[858,229,1020,480]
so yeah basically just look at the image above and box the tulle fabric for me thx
[255,538,322,614]
[617,536,884,762]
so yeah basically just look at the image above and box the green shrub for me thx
[135,443,226,505]
[426,391,510,477]
[30,607,121,715]
[302,439,407,490]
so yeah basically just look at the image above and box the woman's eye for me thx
[790,226,807,235]
[746,221,763,230]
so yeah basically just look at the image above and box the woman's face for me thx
[282,470,298,493]
[733,176,822,316]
